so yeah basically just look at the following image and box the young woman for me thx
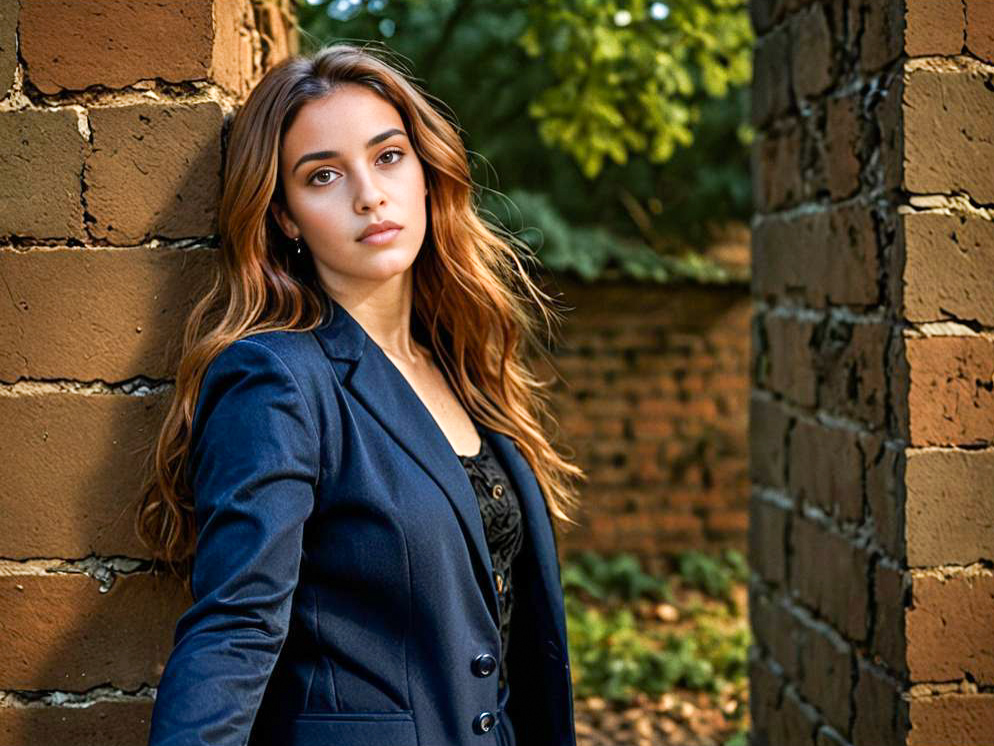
[137,42,584,746]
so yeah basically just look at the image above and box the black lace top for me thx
[457,435,525,690]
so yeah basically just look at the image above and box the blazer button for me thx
[474,711,496,734]
[491,482,504,500]
[472,653,497,677]
[494,570,504,594]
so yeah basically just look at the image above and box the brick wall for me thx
[0,2,294,744]
[539,274,753,570]
[749,1,994,745]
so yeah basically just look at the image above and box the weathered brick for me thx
[788,418,863,522]
[904,334,994,447]
[752,25,792,126]
[907,570,994,684]
[899,212,994,326]
[770,686,820,746]
[860,0,906,73]
[862,433,905,558]
[749,393,791,489]
[763,313,818,406]
[0,700,155,746]
[790,3,834,99]
[823,93,863,199]
[814,320,889,429]
[752,204,879,308]
[0,246,216,382]
[816,725,850,746]
[0,389,171,558]
[750,588,804,680]
[905,0,967,56]
[750,496,791,585]
[0,109,87,241]
[85,102,224,244]
[852,657,909,745]
[752,121,803,212]
[905,447,994,567]
[965,0,994,63]
[0,0,15,96]
[0,572,190,690]
[790,516,871,641]
[904,64,994,203]
[797,617,853,736]
[908,694,994,746]
[750,652,785,744]
[873,560,908,675]
[19,0,255,95]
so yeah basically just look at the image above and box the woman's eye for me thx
[310,169,335,185]
[379,149,404,165]
[308,150,403,186]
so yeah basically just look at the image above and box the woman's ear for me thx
[270,201,300,240]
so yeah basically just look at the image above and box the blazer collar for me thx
[310,296,567,650]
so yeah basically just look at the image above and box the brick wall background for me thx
[0,2,294,744]
[540,272,753,570]
[748,1,994,744]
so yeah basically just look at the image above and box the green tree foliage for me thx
[295,0,753,283]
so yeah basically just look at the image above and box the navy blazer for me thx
[147,296,577,746]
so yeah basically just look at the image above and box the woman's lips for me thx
[359,227,402,245]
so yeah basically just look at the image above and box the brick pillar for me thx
[0,2,294,743]
[748,2,994,745]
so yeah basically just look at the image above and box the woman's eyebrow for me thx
[292,128,407,174]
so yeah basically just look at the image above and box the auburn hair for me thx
[135,41,585,588]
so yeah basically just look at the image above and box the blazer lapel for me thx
[482,425,569,654]
[312,298,501,632]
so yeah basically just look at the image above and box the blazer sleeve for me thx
[147,339,320,746]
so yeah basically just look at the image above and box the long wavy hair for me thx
[135,42,585,587]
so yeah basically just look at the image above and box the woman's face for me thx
[272,83,428,297]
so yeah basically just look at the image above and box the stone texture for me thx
[904,64,994,203]
[900,212,994,327]
[0,572,190,690]
[873,560,908,675]
[19,0,255,95]
[0,0,15,97]
[823,93,863,199]
[0,389,172,558]
[85,102,225,244]
[905,447,994,567]
[790,3,834,99]
[0,246,216,382]
[752,120,803,212]
[752,204,879,308]
[0,700,156,746]
[907,570,994,684]
[790,516,871,642]
[769,686,820,746]
[852,657,909,745]
[753,25,792,126]
[0,109,87,241]
[762,313,818,406]
[860,0,906,73]
[862,434,905,559]
[797,617,852,736]
[814,320,889,429]
[908,694,994,746]
[904,334,994,447]
[788,417,863,522]
[965,0,994,63]
[750,496,790,585]
[905,0,966,56]
[749,393,791,490]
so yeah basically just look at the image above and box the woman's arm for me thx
[147,339,320,746]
